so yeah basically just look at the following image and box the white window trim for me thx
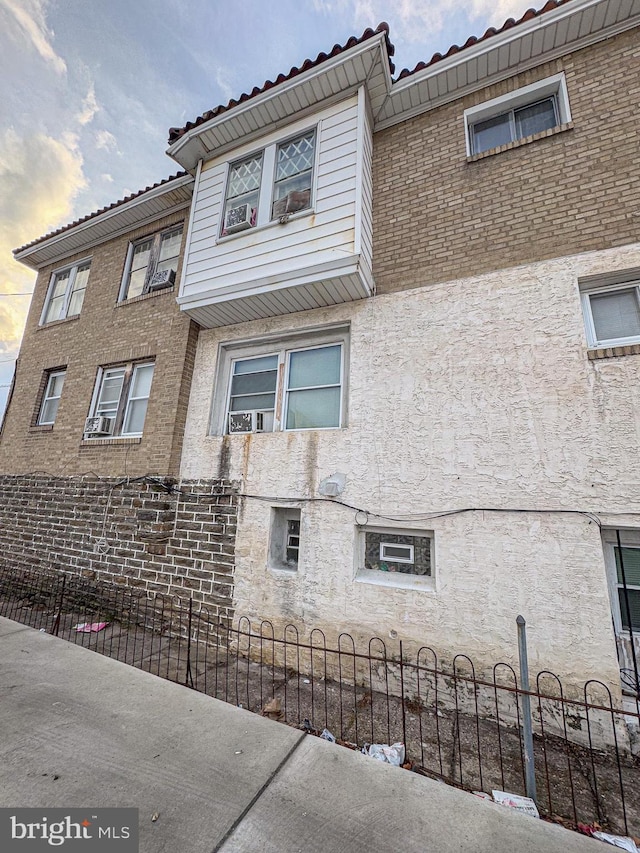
[38,369,66,425]
[355,525,435,592]
[210,324,349,436]
[40,258,91,325]
[463,73,571,157]
[118,225,183,302]
[218,125,319,241]
[602,529,640,636]
[86,360,155,439]
[580,279,640,348]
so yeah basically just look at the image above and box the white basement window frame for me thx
[85,360,155,438]
[37,369,66,425]
[119,224,184,301]
[220,127,317,238]
[580,279,640,348]
[211,325,349,435]
[464,73,571,157]
[40,260,91,324]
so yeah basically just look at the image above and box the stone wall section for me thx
[0,475,238,620]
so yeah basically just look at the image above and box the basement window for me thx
[269,507,301,571]
[581,280,640,348]
[357,527,434,590]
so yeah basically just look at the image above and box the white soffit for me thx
[14,176,194,270]
[374,0,640,129]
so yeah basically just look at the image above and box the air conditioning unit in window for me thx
[84,416,113,436]
[148,269,175,291]
[224,203,253,234]
[228,411,272,434]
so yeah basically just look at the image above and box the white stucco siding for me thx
[180,93,364,300]
[180,241,640,689]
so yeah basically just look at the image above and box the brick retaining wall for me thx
[0,474,238,620]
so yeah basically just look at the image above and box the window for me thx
[464,73,571,157]
[603,531,640,634]
[221,129,316,236]
[219,327,347,434]
[362,530,432,577]
[86,361,154,437]
[41,261,90,324]
[120,225,183,300]
[269,507,301,571]
[38,370,65,425]
[581,281,640,347]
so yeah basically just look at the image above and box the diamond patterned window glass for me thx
[272,131,315,219]
[228,155,263,200]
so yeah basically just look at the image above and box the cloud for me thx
[101,173,114,183]
[312,0,530,44]
[0,0,66,74]
[95,130,117,151]
[0,128,86,358]
[77,84,99,125]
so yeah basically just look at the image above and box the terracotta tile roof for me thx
[396,0,573,79]
[168,23,395,145]
[14,172,190,255]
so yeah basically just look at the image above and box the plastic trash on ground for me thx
[320,729,336,743]
[362,743,405,766]
[592,833,639,852]
[492,791,540,818]
[74,622,108,633]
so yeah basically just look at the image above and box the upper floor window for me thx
[41,261,90,324]
[221,130,316,236]
[581,280,640,348]
[464,73,571,157]
[38,369,66,425]
[85,360,154,438]
[120,225,183,300]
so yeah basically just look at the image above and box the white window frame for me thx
[580,279,640,348]
[211,325,349,435]
[269,506,302,572]
[119,225,183,301]
[37,370,66,425]
[602,529,640,635]
[463,73,571,157]
[219,126,318,239]
[355,526,435,591]
[40,259,91,325]
[86,360,155,438]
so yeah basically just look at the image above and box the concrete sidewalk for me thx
[0,616,601,852]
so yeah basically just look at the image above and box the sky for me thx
[0,0,536,418]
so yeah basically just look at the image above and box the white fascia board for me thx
[166,32,390,166]
[375,0,640,129]
[14,175,194,269]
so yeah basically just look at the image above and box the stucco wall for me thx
[179,241,640,690]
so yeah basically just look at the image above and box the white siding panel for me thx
[182,95,363,313]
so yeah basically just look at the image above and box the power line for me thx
[0,292,32,296]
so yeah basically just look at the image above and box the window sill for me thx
[216,208,314,245]
[467,121,573,162]
[38,315,80,330]
[80,436,142,447]
[116,286,175,307]
[29,424,54,432]
[354,570,435,592]
[587,344,640,360]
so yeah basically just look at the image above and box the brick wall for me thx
[372,28,640,295]
[0,474,238,619]
[0,210,197,477]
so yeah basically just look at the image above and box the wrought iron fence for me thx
[1,564,639,836]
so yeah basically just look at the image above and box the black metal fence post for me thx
[517,615,537,802]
